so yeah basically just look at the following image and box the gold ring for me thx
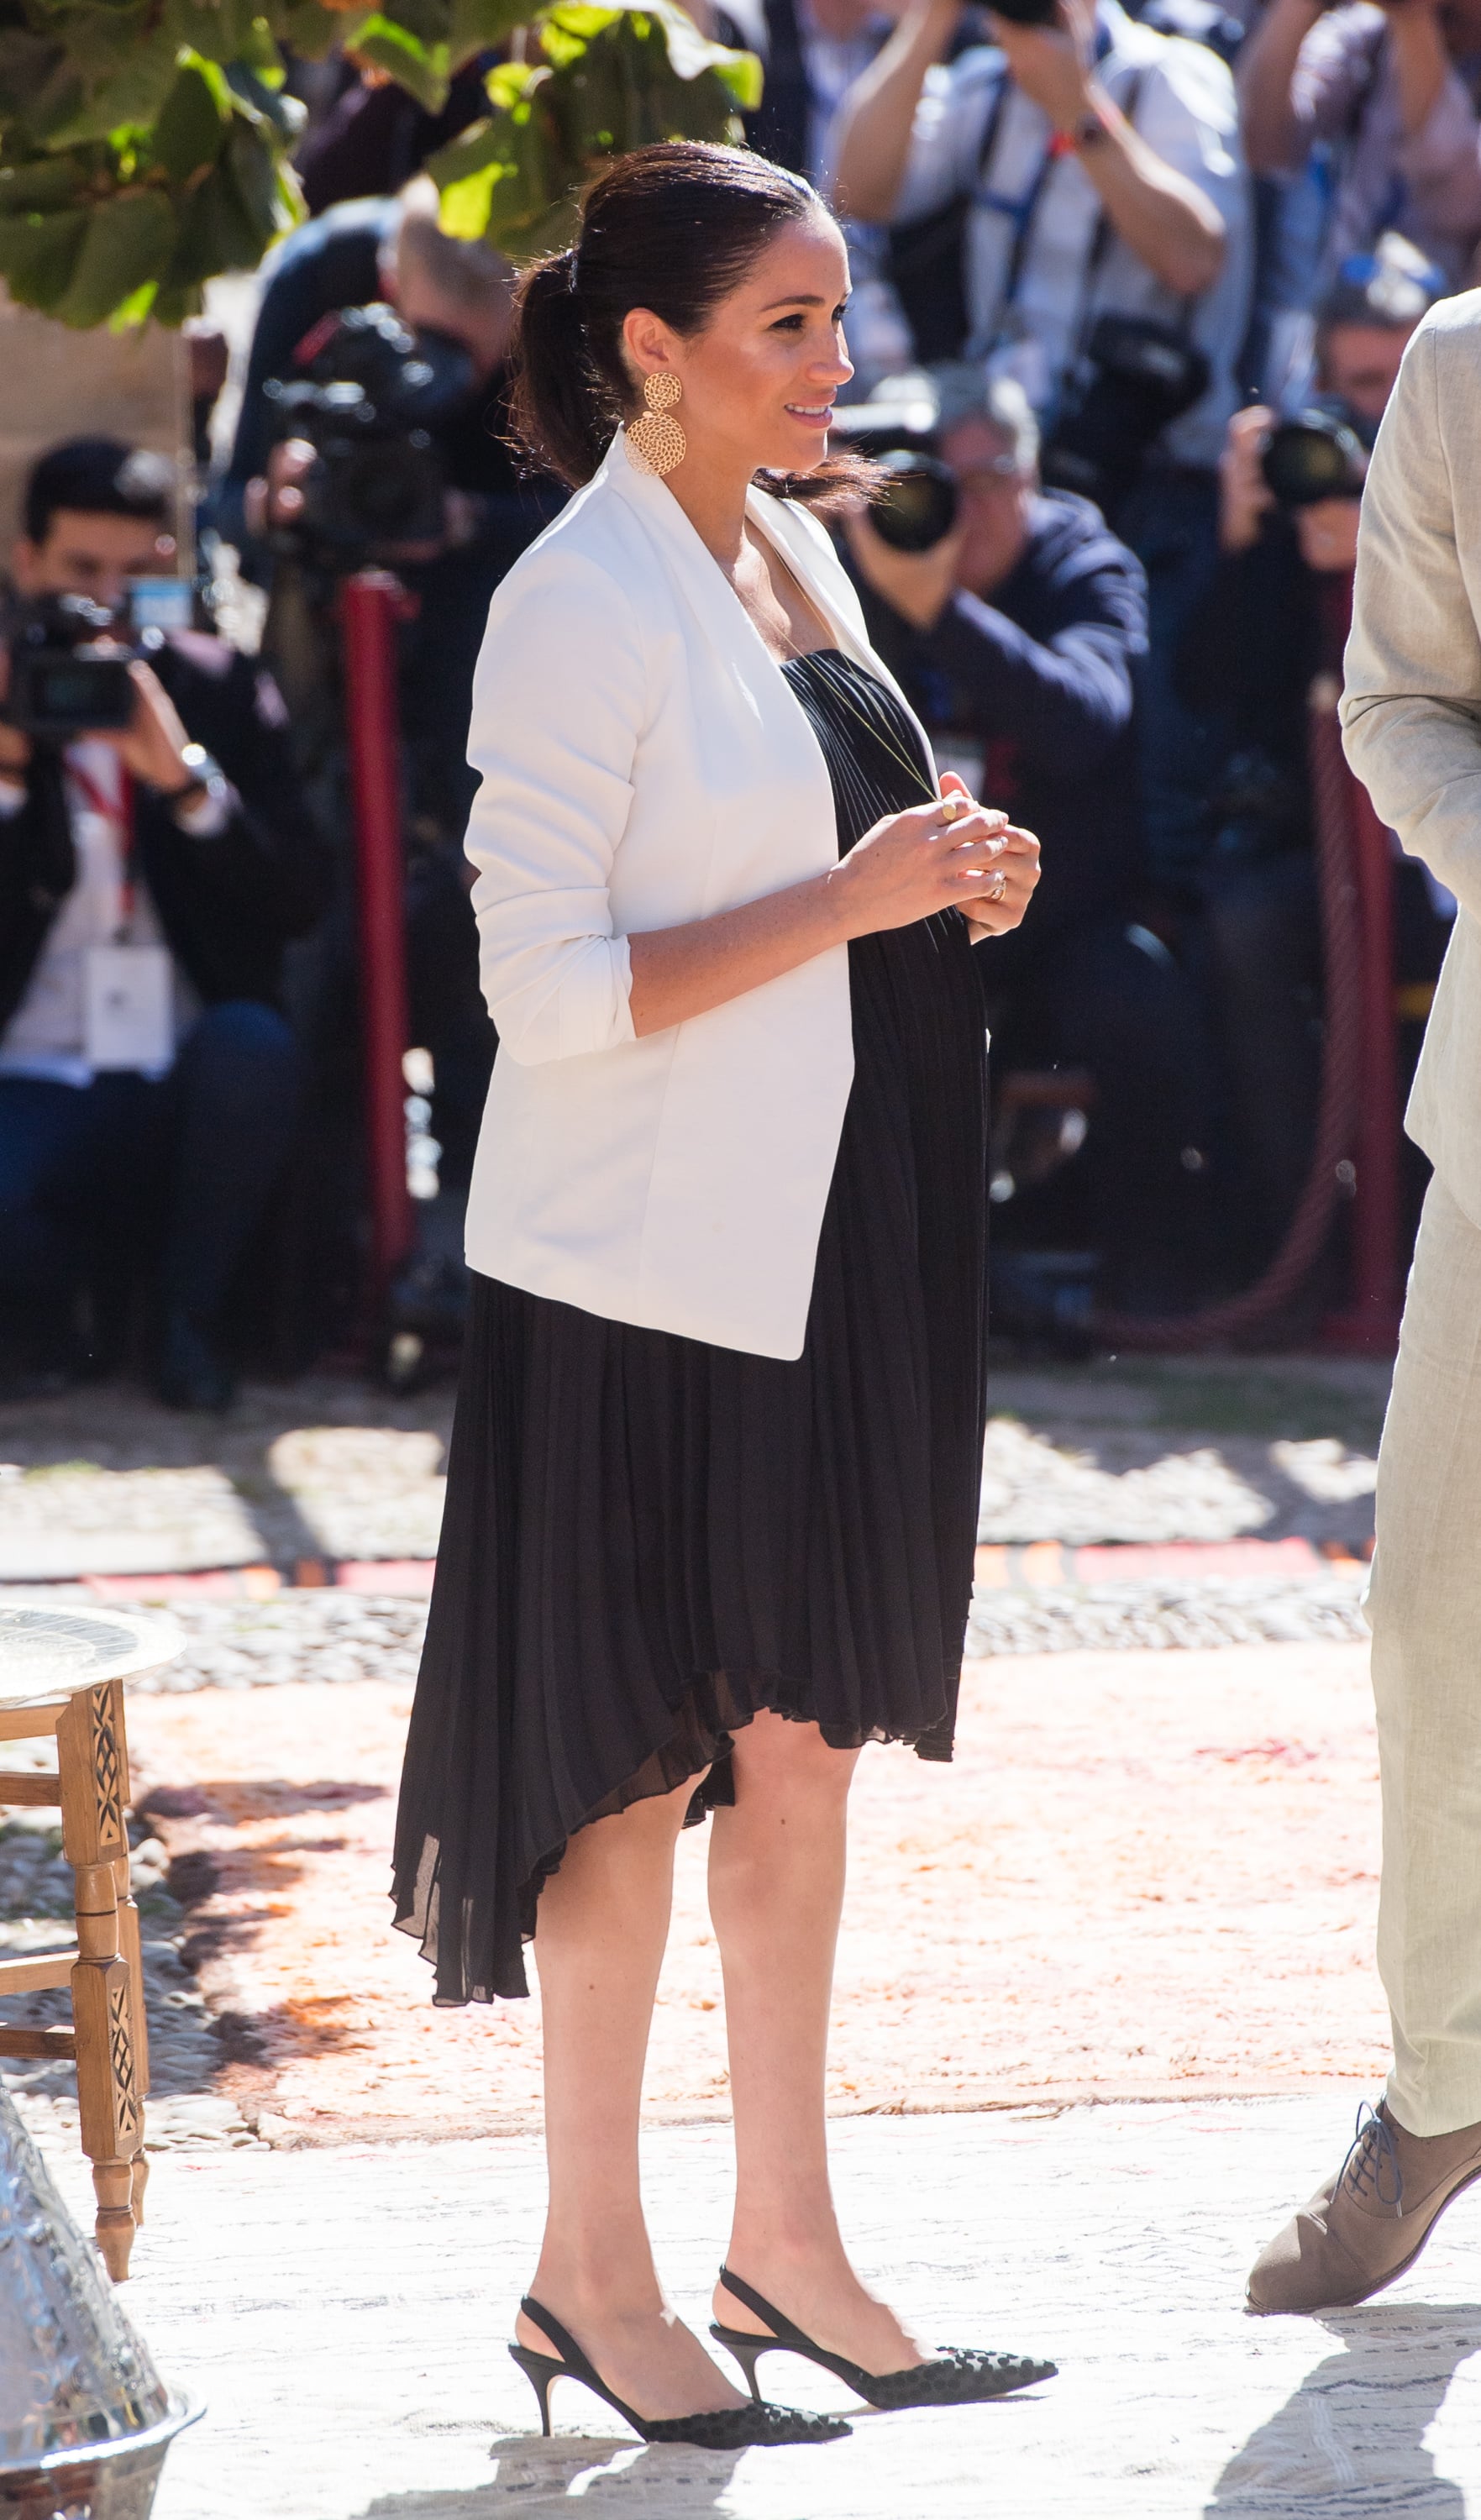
[986,871,1007,903]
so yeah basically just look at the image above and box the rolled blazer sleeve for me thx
[1341,318,1481,921]
[464,545,644,1066]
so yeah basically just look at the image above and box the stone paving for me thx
[1,1349,1425,2517]
[0,1638,1384,2151]
[0,1354,1391,1584]
[29,2096,1481,2520]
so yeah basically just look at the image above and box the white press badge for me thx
[83,944,173,1071]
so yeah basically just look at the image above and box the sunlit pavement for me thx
[34,2097,1481,2520]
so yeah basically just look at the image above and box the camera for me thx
[1260,401,1369,509]
[1042,312,1210,516]
[2,593,136,743]
[871,451,960,552]
[265,302,476,565]
[829,383,964,551]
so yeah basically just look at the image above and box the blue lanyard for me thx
[974,22,1116,321]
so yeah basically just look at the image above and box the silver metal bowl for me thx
[0,2092,198,2516]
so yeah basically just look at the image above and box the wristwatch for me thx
[165,743,234,833]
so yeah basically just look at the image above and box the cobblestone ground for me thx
[0,1352,1389,1581]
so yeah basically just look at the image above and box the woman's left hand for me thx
[937,772,1040,940]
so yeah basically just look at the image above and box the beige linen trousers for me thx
[1343,290,1481,2136]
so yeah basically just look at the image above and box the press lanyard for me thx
[975,23,1118,330]
[66,753,137,941]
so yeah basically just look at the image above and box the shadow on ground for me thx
[1208,2307,1481,2513]
[360,2440,748,2516]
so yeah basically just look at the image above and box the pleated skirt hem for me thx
[391,1650,958,2004]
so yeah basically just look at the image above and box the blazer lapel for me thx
[745,486,938,783]
[603,425,938,792]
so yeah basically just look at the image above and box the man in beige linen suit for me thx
[1249,289,1481,2313]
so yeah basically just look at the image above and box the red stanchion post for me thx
[1323,762,1405,1349]
[339,569,414,1310]
[1310,576,1404,1354]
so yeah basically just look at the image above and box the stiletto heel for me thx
[509,2295,848,2447]
[718,2334,767,2402]
[508,2342,563,2435]
[711,2266,1058,2411]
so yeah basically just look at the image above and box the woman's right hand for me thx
[830,795,1012,937]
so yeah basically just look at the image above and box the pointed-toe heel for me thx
[512,2295,849,2447]
[711,2266,1057,2412]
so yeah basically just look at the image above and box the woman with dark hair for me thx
[391,139,1048,2448]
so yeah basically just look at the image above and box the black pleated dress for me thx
[391,649,990,2004]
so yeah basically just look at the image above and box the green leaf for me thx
[446,0,531,66]
[108,275,158,327]
[0,154,90,213]
[426,113,506,190]
[150,60,229,186]
[0,207,87,312]
[152,277,206,324]
[27,6,182,149]
[0,29,74,149]
[269,0,369,62]
[438,156,506,239]
[349,13,450,111]
[223,60,306,139]
[49,187,176,326]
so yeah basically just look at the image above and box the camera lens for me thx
[1261,411,1367,509]
[870,452,959,554]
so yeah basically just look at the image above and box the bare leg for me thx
[516,1772,744,2418]
[707,1711,926,2372]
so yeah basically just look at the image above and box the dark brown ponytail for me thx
[507,141,875,508]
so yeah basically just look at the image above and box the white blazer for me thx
[460,426,937,1359]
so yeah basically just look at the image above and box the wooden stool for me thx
[0,1606,181,2281]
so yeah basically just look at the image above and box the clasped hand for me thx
[835,771,1041,942]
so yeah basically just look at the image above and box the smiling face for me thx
[620,212,853,483]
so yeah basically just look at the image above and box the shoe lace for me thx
[1340,2100,1404,2214]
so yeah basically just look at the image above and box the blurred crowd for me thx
[3,0,1477,1404]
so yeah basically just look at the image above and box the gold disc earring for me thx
[627,371,686,477]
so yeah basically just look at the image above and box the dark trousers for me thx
[982,916,1218,1307]
[1118,468,1226,890]
[1196,851,1321,1271]
[0,1000,299,1351]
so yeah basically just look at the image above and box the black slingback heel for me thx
[709,2267,1057,2411]
[509,2295,850,2446]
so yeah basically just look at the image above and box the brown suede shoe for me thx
[1247,2101,1481,2313]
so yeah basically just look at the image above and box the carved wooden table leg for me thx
[57,1681,144,2281]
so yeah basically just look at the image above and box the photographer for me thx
[847,371,1217,1305]
[0,441,328,1407]
[210,178,563,1283]
[1237,0,1481,297]
[834,0,1253,874]
[1179,238,1446,1267]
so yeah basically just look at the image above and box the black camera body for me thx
[830,392,964,554]
[1260,399,1370,509]
[265,302,476,566]
[870,450,961,553]
[1042,312,1210,517]
[3,593,136,743]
